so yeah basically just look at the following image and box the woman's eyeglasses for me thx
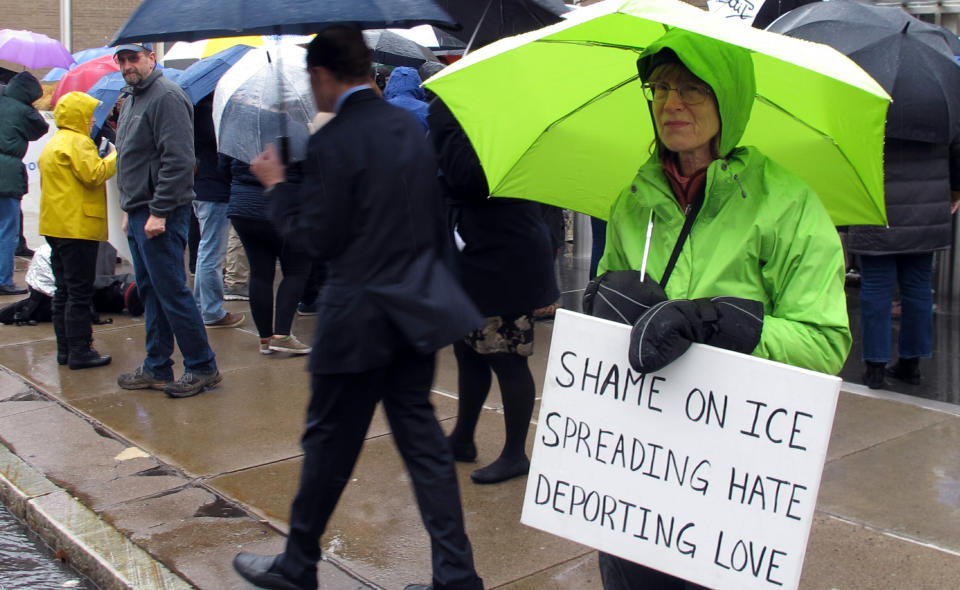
[641,82,712,105]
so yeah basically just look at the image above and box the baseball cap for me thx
[114,42,153,55]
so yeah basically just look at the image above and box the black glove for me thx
[629,296,764,373]
[582,270,667,325]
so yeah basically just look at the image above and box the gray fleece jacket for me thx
[116,68,195,216]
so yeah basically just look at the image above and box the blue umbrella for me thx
[87,66,182,134]
[112,0,457,43]
[175,44,254,104]
[42,46,115,81]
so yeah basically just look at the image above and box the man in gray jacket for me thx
[113,42,220,398]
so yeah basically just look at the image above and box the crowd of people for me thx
[0,16,958,590]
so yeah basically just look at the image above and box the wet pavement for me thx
[0,233,959,589]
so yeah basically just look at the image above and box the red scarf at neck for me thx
[661,155,708,212]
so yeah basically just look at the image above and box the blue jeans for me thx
[192,200,230,324]
[0,198,20,286]
[126,205,217,379]
[859,252,934,363]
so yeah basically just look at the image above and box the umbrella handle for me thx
[276,135,290,165]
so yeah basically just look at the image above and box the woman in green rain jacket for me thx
[589,29,851,590]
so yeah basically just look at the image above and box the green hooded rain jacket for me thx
[597,29,851,375]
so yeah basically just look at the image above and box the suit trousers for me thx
[277,351,483,590]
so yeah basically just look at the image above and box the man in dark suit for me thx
[233,25,485,590]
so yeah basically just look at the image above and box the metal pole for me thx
[59,0,71,52]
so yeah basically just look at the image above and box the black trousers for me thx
[46,236,99,341]
[277,351,483,590]
[598,552,708,590]
[231,217,309,338]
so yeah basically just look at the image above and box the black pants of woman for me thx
[449,339,536,483]
[46,236,98,354]
[230,217,309,339]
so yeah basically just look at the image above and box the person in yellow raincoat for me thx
[38,91,116,370]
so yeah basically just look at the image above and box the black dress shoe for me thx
[404,585,432,590]
[233,553,306,590]
[0,285,27,296]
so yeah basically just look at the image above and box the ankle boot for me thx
[887,357,921,385]
[67,339,111,370]
[863,361,886,389]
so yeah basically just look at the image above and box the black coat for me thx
[0,72,48,199]
[847,137,960,255]
[269,88,482,374]
[428,99,558,317]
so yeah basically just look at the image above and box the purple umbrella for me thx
[0,29,74,69]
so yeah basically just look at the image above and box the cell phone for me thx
[98,137,110,157]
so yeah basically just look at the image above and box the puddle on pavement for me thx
[0,504,95,589]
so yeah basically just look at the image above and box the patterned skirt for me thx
[464,312,535,356]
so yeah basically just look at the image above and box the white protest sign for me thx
[522,310,840,590]
[707,0,761,25]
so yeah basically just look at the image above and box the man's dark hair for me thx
[307,25,372,82]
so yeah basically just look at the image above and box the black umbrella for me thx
[363,29,439,67]
[112,0,457,44]
[751,0,819,30]
[767,0,960,143]
[434,0,571,51]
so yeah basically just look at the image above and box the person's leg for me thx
[231,218,276,339]
[192,200,231,324]
[274,237,310,337]
[273,370,381,588]
[46,237,69,365]
[858,254,895,388]
[59,239,110,369]
[16,204,32,257]
[299,261,325,313]
[0,198,20,287]
[223,225,249,299]
[598,552,702,590]
[126,208,175,381]
[471,352,535,484]
[890,252,934,382]
[187,207,200,275]
[382,352,483,590]
[135,206,216,375]
[590,217,607,280]
[59,239,99,342]
[449,339,492,461]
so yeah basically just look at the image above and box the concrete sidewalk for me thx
[1,252,960,589]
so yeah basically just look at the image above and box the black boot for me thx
[67,339,111,370]
[863,361,887,389]
[887,357,921,385]
[52,316,69,366]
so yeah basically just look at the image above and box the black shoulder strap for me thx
[659,197,703,290]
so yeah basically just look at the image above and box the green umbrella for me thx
[424,0,890,226]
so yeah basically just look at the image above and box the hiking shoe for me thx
[862,362,887,390]
[118,366,172,390]
[268,335,311,354]
[206,311,245,329]
[163,371,222,398]
[259,338,273,355]
[886,358,921,385]
[223,288,249,301]
[297,301,318,316]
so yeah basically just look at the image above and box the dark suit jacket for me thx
[269,88,483,374]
